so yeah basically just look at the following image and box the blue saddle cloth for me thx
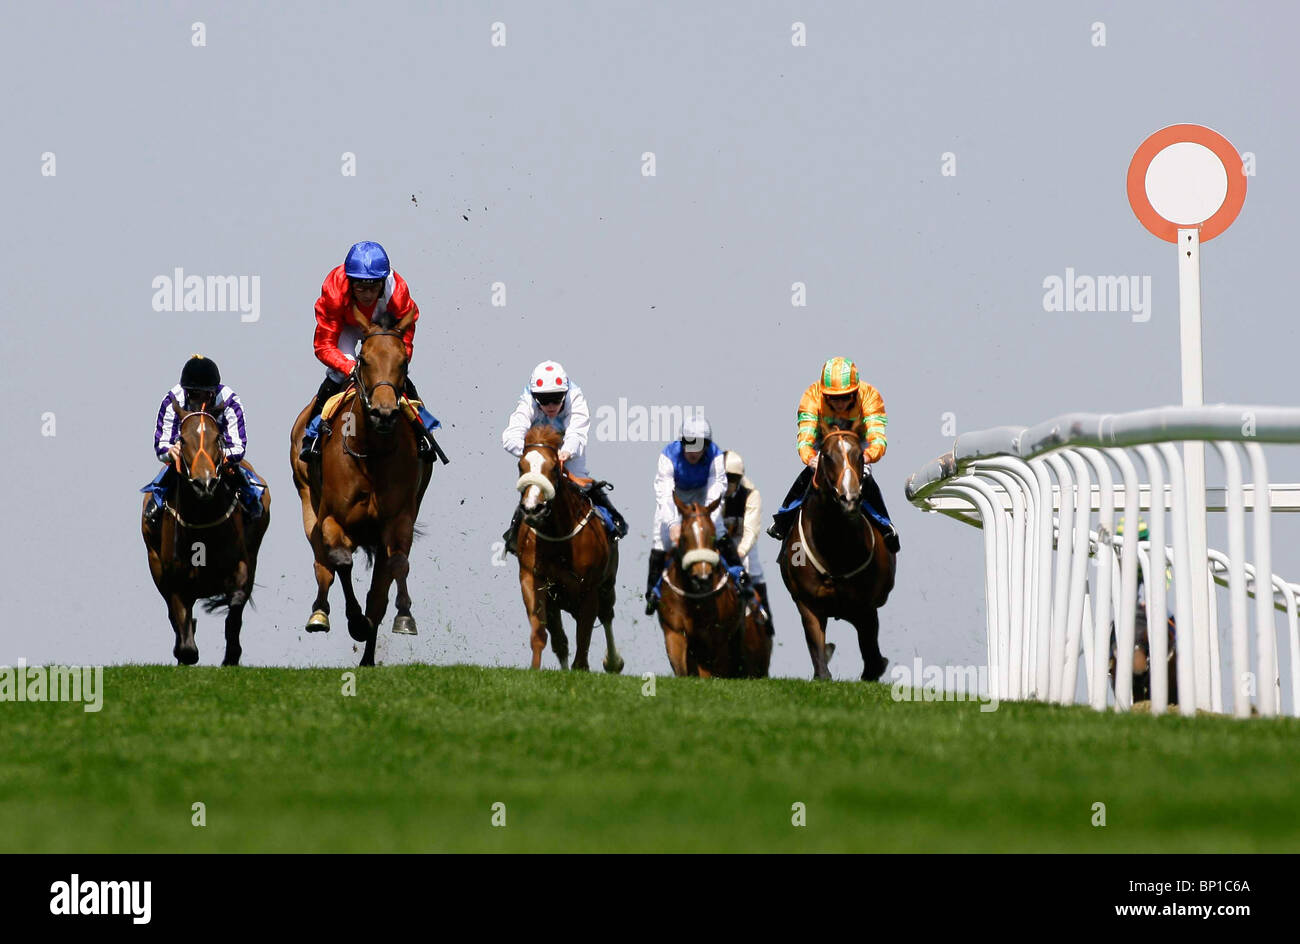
[591,504,615,535]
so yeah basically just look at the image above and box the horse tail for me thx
[200,594,231,614]
[199,587,258,614]
[359,545,377,568]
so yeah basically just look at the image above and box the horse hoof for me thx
[347,616,373,643]
[305,610,330,633]
[861,657,888,682]
[603,655,625,674]
[175,646,199,666]
[825,642,836,663]
[360,655,375,667]
[391,615,418,636]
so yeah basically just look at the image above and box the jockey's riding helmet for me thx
[344,241,391,280]
[819,356,859,397]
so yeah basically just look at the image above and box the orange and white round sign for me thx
[1127,124,1246,242]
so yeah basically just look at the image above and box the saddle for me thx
[321,385,424,425]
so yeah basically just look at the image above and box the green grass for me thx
[2,665,1298,852]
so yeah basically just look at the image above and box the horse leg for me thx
[662,626,689,677]
[855,607,888,681]
[320,517,368,646]
[364,546,392,632]
[571,596,598,672]
[385,516,417,636]
[796,600,832,680]
[222,558,250,666]
[547,601,570,670]
[169,593,198,665]
[519,575,549,669]
[598,576,623,674]
[306,518,338,632]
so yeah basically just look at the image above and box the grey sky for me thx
[5,1,1299,683]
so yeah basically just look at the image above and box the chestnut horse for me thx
[290,309,433,666]
[777,429,895,680]
[656,495,772,678]
[142,405,270,665]
[513,424,623,672]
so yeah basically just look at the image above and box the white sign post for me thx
[1127,125,1247,713]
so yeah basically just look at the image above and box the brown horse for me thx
[1110,607,1178,706]
[513,424,623,672]
[142,406,270,665]
[777,429,895,681]
[656,495,771,678]
[290,309,433,666]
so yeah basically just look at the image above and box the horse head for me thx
[516,424,565,525]
[673,493,723,593]
[815,428,863,519]
[175,405,226,498]
[351,308,414,434]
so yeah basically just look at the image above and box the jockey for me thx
[298,241,441,462]
[141,355,265,528]
[766,356,900,551]
[501,361,627,553]
[644,414,749,615]
[722,450,773,629]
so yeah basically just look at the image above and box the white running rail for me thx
[905,405,1300,719]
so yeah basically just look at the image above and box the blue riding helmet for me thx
[344,241,391,280]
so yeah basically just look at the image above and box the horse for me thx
[777,428,896,681]
[141,405,270,665]
[289,308,434,666]
[1110,606,1178,706]
[513,424,623,672]
[656,494,771,678]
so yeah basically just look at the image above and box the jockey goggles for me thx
[533,391,565,406]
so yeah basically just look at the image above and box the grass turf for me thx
[1,664,1297,852]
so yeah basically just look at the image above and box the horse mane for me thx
[372,309,399,330]
[524,424,563,450]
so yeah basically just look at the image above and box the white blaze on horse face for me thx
[838,439,860,502]
[687,514,715,578]
[517,448,550,510]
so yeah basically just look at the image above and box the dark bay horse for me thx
[1110,606,1178,706]
[777,429,895,680]
[656,494,771,678]
[290,309,433,666]
[513,424,622,672]
[142,406,270,665]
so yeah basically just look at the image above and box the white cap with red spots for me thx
[529,360,569,394]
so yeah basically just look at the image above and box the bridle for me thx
[797,427,877,581]
[166,409,240,531]
[350,329,409,415]
[515,442,595,543]
[174,409,224,480]
[663,504,730,600]
[343,329,408,459]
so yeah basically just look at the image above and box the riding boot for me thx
[645,549,667,615]
[141,465,174,529]
[503,505,523,555]
[767,465,814,540]
[300,376,343,462]
[753,581,774,634]
[861,467,901,553]
[144,493,165,529]
[588,482,628,539]
[234,466,265,520]
[715,532,750,586]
